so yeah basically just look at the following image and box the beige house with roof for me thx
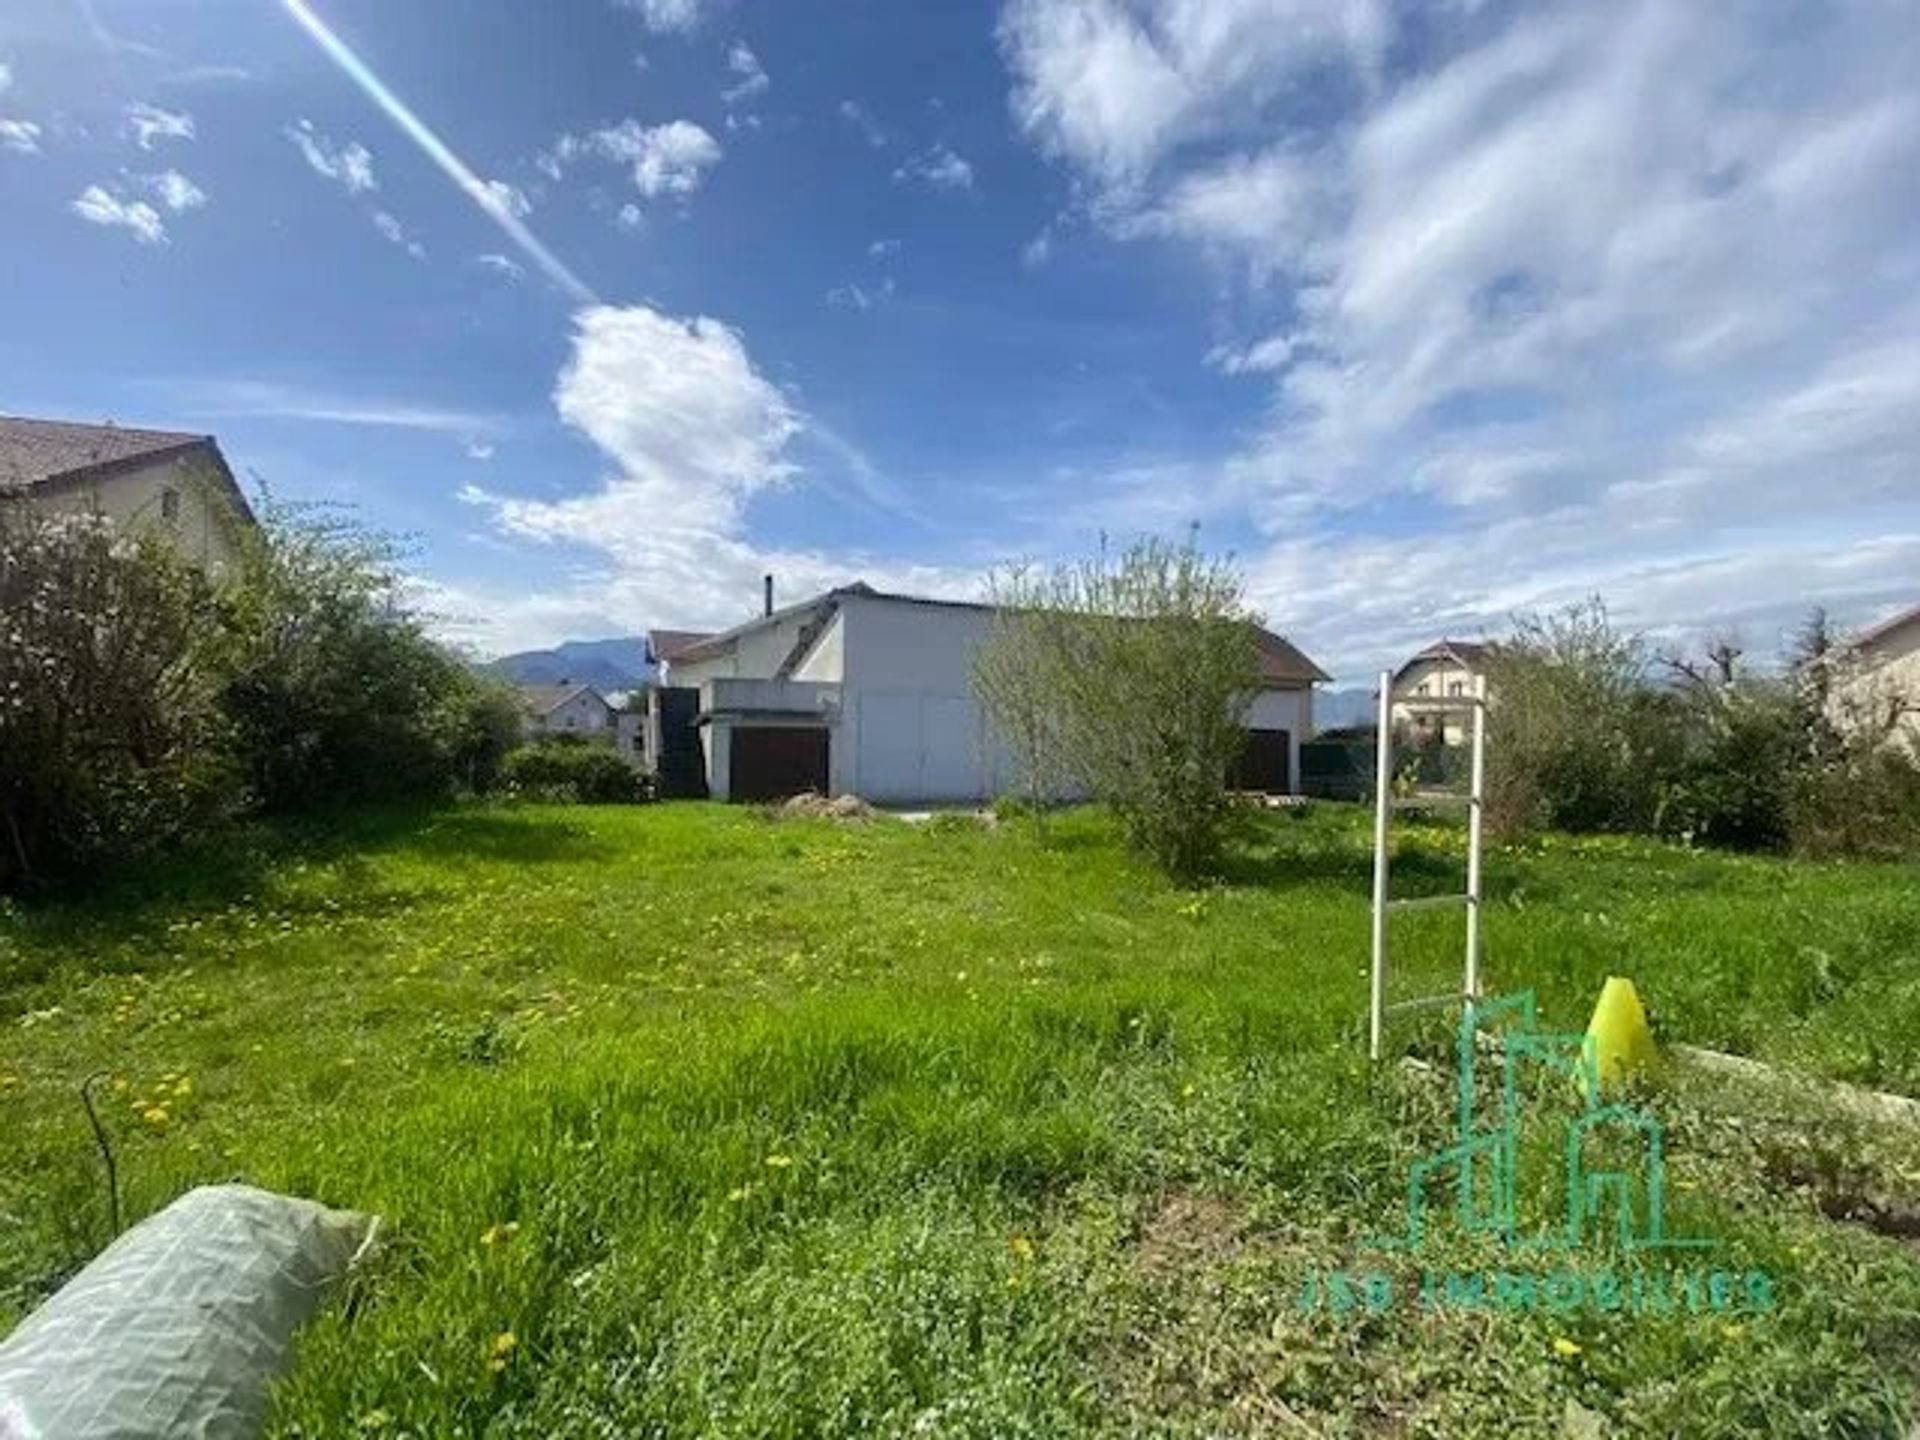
[1835,603,1920,755]
[1390,640,1489,745]
[0,414,255,572]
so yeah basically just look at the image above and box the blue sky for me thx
[3,0,1918,679]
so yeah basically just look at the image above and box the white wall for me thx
[671,605,824,688]
[677,590,1320,804]
[1246,686,1312,789]
[833,596,1009,803]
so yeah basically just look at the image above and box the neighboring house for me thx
[1834,602,1920,754]
[647,581,1329,804]
[0,414,255,572]
[1390,640,1490,745]
[520,681,615,739]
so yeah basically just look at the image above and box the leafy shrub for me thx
[501,741,650,803]
[1,497,518,891]
[220,503,493,811]
[0,510,240,887]
[1485,600,1684,836]
[974,537,1260,882]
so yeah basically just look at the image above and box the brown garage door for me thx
[730,726,830,802]
[1230,728,1291,794]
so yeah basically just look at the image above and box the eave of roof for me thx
[1850,602,1920,653]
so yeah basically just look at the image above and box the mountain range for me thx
[485,637,652,692]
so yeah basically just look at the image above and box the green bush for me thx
[0,498,519,891]
[1484,600,1674,836]
[219,503,495,811]
[974,536,1260,882]
[0,510,241,888]
[501,741,651,803]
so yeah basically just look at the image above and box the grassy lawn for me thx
[5,801,1920,1436]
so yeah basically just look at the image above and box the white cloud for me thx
[838,98,889,149]
[893,143,974,191]
[721,41,769,106]
[826,279,895,311]
[616,202,644,230]
[616,0,715,35]
[168,378,503,435]
[444,301,977,649]
[477,178,532,219]
[1000,0,1920,675]
[0,62,11,95]
[71,184,167,244]
[538,304,797,532]
[286,118,376,193]
[999,0,1388,184]
[371,209,426,259]
[543,118,722,200]
[141,168,206,212]
[0,119,41,155]
[476,252,525,280]
[465,441,497,461]
[867,237,901,260]
[124,101,195,150]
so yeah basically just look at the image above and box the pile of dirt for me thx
[776,791,877,822]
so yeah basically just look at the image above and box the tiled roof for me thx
[647,628,717,664]
[0,415,210,493]
[1254,627,1333,685]
[1394,638,1490,681]
[518,682,604,716]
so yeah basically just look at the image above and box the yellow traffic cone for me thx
[1583,977,1657,1096]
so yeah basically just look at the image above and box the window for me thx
[1448,681,1465,696]
[1416,681,1430,696]
[160,487,180,523]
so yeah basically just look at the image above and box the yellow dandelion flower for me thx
[487,1331,517,1372]
[172,1077,193,1099]
[141,1106,170,1128]
[727,1185,753,1203]
[1552,1337,1581,1358]
[480,1221,520,1247]
[1009,1235,1036,1263]
[1721,1323,1746,1340]
[764,1153,794,1169]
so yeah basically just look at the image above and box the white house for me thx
[1835,602,1920,755]
[648,581,1328,804]
[0,414,255,572]
[1390,640,1490,745]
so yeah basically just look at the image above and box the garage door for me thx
[730,726,829,802]
[1230,728,1291,793]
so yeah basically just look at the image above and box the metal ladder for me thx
[1368,671,1488,1060]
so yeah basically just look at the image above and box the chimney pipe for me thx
[763,573,774,617]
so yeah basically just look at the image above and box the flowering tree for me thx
[0,508,233,887]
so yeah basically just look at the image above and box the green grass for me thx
[4,802,1920,1436]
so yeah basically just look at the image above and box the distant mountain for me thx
[487,637,652,692]
[1314,686,1378,733]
